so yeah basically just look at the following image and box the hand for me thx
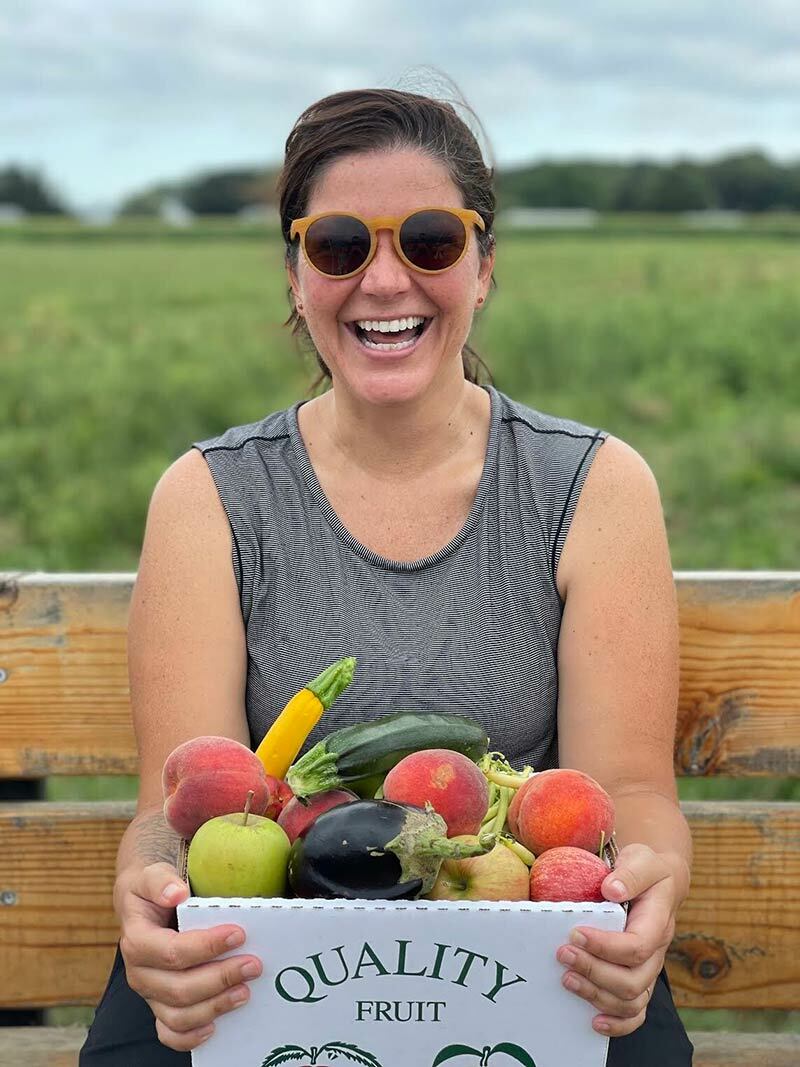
[555,844,681,1037]
[117,862,263,1052]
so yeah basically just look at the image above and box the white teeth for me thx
[355,315,426,333]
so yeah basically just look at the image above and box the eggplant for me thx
[287,799,495,900]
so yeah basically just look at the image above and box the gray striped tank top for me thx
[194,385,607,772]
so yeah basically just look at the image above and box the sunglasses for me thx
[289,207,485,279]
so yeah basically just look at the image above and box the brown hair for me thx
[277,77,497,392]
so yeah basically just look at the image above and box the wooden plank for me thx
[1,571,799,778]
[0,573,136,776]
[0,1027,87,1067]
[0,800,133,1007]
[1,1027,798,1067]
[2,799,798,1010]
[674,573,800,777]
[667,801,800,1010]
[690,1031,800,1067]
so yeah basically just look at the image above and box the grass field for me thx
[2,224,798,1032]
[2,225,798,572]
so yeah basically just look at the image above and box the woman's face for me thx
[287,147,495,407]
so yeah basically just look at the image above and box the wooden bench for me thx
[1,571,798,1066]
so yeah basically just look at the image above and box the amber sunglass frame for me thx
[289,207,485,279]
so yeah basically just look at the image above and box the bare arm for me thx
[115,448,262,1051]
[553,435,691,1036]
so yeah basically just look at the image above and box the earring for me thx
[476,297,484,306]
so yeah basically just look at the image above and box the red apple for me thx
[529,846,610,902]
[277,788,358,843]
[425,837,530,901]
[264,778,294,820]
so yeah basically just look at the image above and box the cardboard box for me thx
[177,895,626,1067]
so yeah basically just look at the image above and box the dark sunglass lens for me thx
[304,215,370,276]
[400,210,466,271]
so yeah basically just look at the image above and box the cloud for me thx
[1,0,798,208]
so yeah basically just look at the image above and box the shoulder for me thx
[146,449,231,553]
[495,389,606,446]
[194,407,293,458]
[556,433,668,596]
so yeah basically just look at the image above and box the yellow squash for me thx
[254,656,356,778]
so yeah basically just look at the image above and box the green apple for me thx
[187,793,291,897]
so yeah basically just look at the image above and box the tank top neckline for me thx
[285,384,503,573]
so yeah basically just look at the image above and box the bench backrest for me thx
[0,571,798,1016]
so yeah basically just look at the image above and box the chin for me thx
[338,364,438,407]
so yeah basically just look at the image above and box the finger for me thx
[568,889,674,967]
[129,862,191,911]
[121,919,249,972]
[556,943,660,1002]
[152,980,251,1034]
[129,951,262,1007]
[601,843,671,904]
[561,967,652,1022]
[155,1017,216,1053]
[592,1006,648,1038]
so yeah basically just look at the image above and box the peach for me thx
[529,846,609,902]
[515,768,615,855]
[506,776,535,839]
[162,735,276,839]
[382,748,489,837]
[277,788,358,843]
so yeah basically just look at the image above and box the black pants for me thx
[81,945,694,1065]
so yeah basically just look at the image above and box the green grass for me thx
[2,230,799,571]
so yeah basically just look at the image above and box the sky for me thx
[3,0,800,211]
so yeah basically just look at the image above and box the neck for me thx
[313,374,487,484]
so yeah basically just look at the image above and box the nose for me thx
[359,229,412,295]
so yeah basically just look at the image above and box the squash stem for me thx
[305,656,357,709]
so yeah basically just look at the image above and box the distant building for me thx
[682,210,745,229]
[498,207,598,229]
[160,197,194,226]
[237,203,279,225]
[0,203,26,224]
[76,203,117,226]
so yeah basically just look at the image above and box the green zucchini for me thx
[285,711,489,799]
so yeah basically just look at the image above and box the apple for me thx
[277,788,358,843]
[187,791,291,897]
[529,846,609,902]
[425,837,530,901]
[265,778,294,820]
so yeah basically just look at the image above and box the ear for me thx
[286,263,303,314]
[477,239,496,300]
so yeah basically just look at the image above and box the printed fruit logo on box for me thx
[260,1039,537,1066]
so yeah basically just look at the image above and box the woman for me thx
[81,86,693,1065]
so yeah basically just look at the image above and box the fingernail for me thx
[241,961,261,979]
[230,986,249,1004]
[559,947,578,966]
[595,1020,611,1033]
[161,883,183,904]
[197,1025,215,1043]
[608,879,628,899]
[570,930,588,948]
[564,973,580,992]
[225,931,245,949]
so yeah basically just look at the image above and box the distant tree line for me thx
[0,165,68,214]
[3,151,800,217]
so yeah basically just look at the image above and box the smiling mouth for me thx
[344,317,434,350]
